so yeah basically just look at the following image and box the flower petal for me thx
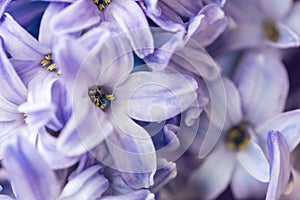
[0,38,27,105]
[161,0,203,18]
[3,136,60,200]
[50,0,100,35]
[256,109,300,152]
[237,141,270,182]
[192,3,228,47]
[189,144,236,199]
[59,165,109,200]
[266,130,291,200]
[106,0,154,58]
[105,113,156,189]
[233,49,289,125]
[231,164,268,199]
[285,2,300,36]
[0,14,48,60]
[101,190,155,200]
[37,128,79,170]
[260,0,292,19]
[115,71,198,122]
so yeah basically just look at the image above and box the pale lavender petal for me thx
[141,2,185,32]
[0,195,14,200]
[233,49,289,125]
[237,141,270,182]
[101,190,155,200]
[0,94,19,122]
[37,128,79,170]
[0,14,49,60]
[266,130,290,200]
[260,0,292,20]
[0,38,27,105]
[115,71,198,122]
[3,136,60,200]
[192,3,228,46]
[10,59,41,87]
[231,164,268,199]
[256,109,300,152]
[282,169,300,199]
[106,0,154,58]
[285,2,300,36]
[189,144,236,199]
[265,22,300,48]
[50,0,100,35]
[59,165,109,200]
[57,100,114,156]
[39,2,68,47]
[105,112,156,188]
[161,0,203,18]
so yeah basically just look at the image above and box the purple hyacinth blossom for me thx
[2,136,111,200]
[215,0,300,52]
[189,49,300,199]
[53,29,198,188]
[266,130,290,200]
[42,0,153,58]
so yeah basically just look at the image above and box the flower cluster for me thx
[0,0,300,200]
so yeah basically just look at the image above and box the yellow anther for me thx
[104,0,111,4]
[105,94,115,101]
[98,4,105,10]
[23,113,27,122]
[47,63,57,71]
[41,59,50,67]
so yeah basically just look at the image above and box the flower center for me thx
[93,0,111,10]
[225,121,251,151]
[263,21,280,42]
[23,113,27,123]
[41,54,61,75]
[88,86,115,110]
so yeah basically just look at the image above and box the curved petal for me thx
[192,3,228,47]
[3,136,60,200]
[114,71,198,122]
[106,0,154,58]
[285,2,300,36]
[37,128,79,170]
[106,112,156,189]
[266,130,290,200]
[231,164,268,199]
[0,0,11,16]
[39,2,69,47]
[0,14,48,60]
[189,144,236,199]
[0,38,27,105]
[50,0,100,35]
[0,94,19,122]
[59,165,109,200]
[161,0,203,18]
[237,141,270,182]
[233,49,289,125]
[260,0,292,20]
[256,109,300,152]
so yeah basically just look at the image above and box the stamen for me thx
[88,86,114,110]
[263,21,280,42]
[23,113,27,123]
[225,121,251,151]
[93,0,111,10]
[41,54,61,75]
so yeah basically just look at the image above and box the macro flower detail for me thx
[93,0,111,10]
[225,121,251,152]
[88,86,115,110]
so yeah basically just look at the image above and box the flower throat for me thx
[225,121,251,151]
[88,86,115,110]
[93,0,111,10]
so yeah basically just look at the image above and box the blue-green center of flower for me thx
[93,0,111,10]
[88,86,115,110]
[263,21,280,42]
[225,121,251,151]
[41,54,61,75]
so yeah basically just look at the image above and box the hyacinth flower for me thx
[0,3,69,86]
[38,0,153,58]
[188,49,300,199]
[212,0,300,53]
[141,2,227,71]
[53,28,198,188]
[1,135,156,200]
